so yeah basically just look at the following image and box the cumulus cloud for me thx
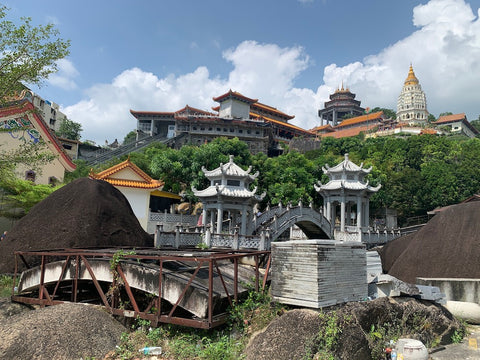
[47,59,79,90]
[63,0,480,144]
[322,0,480,118]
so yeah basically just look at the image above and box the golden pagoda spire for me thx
[404,64,419,86]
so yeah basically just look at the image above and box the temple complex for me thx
[130,90,314,156]
[318,85,365,127]
[315,153,380,242]
[396,65,429,124]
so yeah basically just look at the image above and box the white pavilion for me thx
[193,155,265,236]
[315,153,380,241]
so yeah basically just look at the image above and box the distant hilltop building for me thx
[130,90,314,156]
[396,65,429,124]
[318,85,365,127]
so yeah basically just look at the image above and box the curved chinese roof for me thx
[201,155,259,182]
[322,153,372,175]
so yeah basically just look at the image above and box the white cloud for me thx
[321,0,480,118]
[63,0,480,144]
[47,59,78,90]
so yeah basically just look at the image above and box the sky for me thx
[4,0,480,144]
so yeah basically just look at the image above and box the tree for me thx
[0,5,70,100]
[370,107,396,119]
[56,118,82,140]
[123,130,137,145]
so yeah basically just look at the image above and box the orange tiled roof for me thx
[89,158,164,189]
[258,114,314,134]
[310,124,334,133]
[251,102,295,120]
[335,111,384,128]
[435,113,466,124]
[321,125,371,139]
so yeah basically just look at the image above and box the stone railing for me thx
[148,211,199,233]
[154,224,271,250]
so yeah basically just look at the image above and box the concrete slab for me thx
[430,325,480,360]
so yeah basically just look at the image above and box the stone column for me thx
[356,196,362,232]
[241,205,247,236]
[216,206,223,234]
[340,197,346,232]
[364,198,370,228]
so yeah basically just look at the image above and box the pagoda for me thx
[396,65,428,124]
[318,85,365,127]
[315,154,380,241]
[193,155,265,236]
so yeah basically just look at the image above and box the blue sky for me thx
[5,0,480,144]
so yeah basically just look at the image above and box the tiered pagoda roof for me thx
[193,155,264,200]
[315,154,380,193]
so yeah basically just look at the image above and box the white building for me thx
[434,113,479,138]
[396,65,429,125]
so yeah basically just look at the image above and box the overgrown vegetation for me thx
[108,286,285,360]
[0,274,15,297]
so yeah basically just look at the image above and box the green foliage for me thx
[63,159,91,183]
[56,118,82,140]
[0,275,15,297]
[0,175,60,219]
[370,107,397,119]
[123,130,137,145]
[305,311,351,360]
[0,5,70,100]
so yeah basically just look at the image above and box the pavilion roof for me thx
[322,153,372,174]
[201,155,258,181]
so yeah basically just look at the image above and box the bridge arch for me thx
[249,205,333,241]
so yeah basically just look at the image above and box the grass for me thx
[0,275,15,297]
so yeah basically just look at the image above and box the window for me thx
[213,179,222,185]
[227,180,240,186]
[25,170,36,182]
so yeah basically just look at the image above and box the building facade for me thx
[130,90,314,156]
[0,92,76,184]
[396,65,429,124]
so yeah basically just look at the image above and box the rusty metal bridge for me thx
[11,247,270,329]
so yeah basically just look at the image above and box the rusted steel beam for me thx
[234,257,238,302]
[11,295,64,307]
[80,255,110,309]
[208,259,213,326]
[116,264,140,313]
[168,260,204,318]
[73,255,79,303]
[262,253,271,291]
[52,255,71,300]
[213,260,232,308]
[12,247,271,330]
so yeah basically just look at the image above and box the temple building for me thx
[130,90,314,156]
[396,65,429,124]
[315,153,380,242]
[193,155,264,236]
[89,158,181,231]
[318,85,365,127]
[0,91,76,184]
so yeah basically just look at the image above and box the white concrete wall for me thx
[117,187,150,231]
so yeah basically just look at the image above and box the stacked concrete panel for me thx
[271,240,367,308]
